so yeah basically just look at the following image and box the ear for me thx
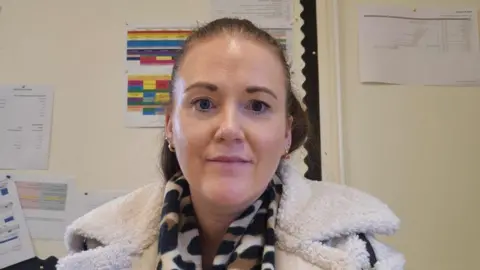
[285,116,293,149]
[165,110,174,143]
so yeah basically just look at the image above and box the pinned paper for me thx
[0,177,35,269]
[1,173,78,241]
[125,27,192,127]
[359,6,480,86]
[211,0,293,28]
[0,85,54,169]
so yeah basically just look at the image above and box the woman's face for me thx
[165,35,291,209]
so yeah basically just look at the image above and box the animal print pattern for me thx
[156,173,283,270]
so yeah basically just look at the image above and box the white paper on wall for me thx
[359,6,480,86]
[0,177,35,269]
[1,173,78,241]
[0,85,54,169]
[211,0,293,28]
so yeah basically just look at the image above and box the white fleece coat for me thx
[57,165,405,270]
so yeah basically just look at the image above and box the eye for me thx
[192,98,215,112]
[246,100,270,114]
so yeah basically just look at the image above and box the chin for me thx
[202,176,260,208]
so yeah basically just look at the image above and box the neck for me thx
[190,192,249,269]
[193,194,244,241]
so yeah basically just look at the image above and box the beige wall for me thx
[317,0,480,269]
[0,0,308,258]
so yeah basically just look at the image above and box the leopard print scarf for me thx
[156,173,282,270]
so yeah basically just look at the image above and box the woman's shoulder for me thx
[278,164,400,237]
[275,164,404,269]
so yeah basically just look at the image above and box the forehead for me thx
[177,35,286,94]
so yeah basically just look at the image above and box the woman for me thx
[58,18,404,270]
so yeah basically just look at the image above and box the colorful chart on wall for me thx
[125,25,293,128]
[125,26,192,127]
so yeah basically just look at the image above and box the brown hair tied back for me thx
[160,18,310,181]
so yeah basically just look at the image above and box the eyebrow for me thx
[185,82,218,92]
[246,86,278,100]
[184,81,277,100]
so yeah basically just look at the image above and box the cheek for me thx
[172,110,211,154]
[250,120,286,161]
[171,112,208,180]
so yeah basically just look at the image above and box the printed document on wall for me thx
[211,0,293,28]
[6,173,78,240]
[0,178,35,269]
[359,6,480,86]
[0,85,54,169]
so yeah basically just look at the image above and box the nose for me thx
[213,103,244,142]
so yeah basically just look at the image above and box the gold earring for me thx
[283,148,290,159]
[168,142,175,152]
[165,136,175,152]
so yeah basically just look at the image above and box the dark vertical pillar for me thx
[300,0,322,180]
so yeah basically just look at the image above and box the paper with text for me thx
[359,6,480,86]
[0,178,35,269]
[0,85,54,169]
[2,173,78,240]
[211,0,293,28]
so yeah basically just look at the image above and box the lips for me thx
[207,155,252,163]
